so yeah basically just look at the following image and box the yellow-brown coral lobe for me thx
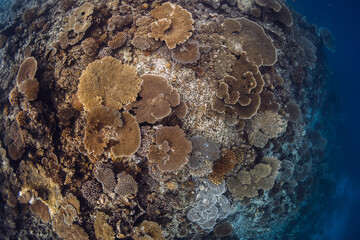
[16,57,37,85]
[111,112,141,157]
[77,56,142,111]
[149,3,194,49]
[149,126,192,172]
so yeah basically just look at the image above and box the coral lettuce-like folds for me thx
[77,56,142,111]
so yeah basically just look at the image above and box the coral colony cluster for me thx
[0,0,332,239]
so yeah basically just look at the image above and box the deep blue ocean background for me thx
[288,0,360,239]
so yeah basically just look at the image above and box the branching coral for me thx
[77,56,142,111]
[226,156,280,200]
[148,126,192,172]
[129,74,180,124]
[149,2,194,49]
[223,18,277,66]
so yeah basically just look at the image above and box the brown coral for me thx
[132,16,162,51]
[208,149,237,185]
[94,212,115,240]
[129,74,180,124]
[77,56,142,111]
[226,156,280,200]
[171,42,200,64]
[16,57,37,85]
[107,15,132,32]
[29,199,51,223]
[108,32,127,49]
[53,196,89,240]
[132,220,165,240]
[58,3,94,49]
[114,172,138,197]
[111,112,141,157]
[254,0,281,12]
[248,110,287,148]
[149,3,194,49]
[212,52,265,121]
[223,18,277,66]
[148,126,192,172]
[81,38,99,57]
[260,0,293,27]
[18,78,40,101]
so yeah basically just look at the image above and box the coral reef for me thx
[0,0,333,239]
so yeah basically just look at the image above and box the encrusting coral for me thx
[77,56,142,111]
[148,126,192,172]
[129,74,180,124]
[149,2,194,49]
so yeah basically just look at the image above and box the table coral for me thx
[223,18,277,66]
[171,41,200,64]
[149,2,194,49]
[148,126,192,172]
[77,56,142,111]
[111,112,141,157]
[114,172,138,197]
[129,74,180,124]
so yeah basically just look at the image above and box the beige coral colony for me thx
[0,0,331,239]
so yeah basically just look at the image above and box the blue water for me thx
[289,0,360,239]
